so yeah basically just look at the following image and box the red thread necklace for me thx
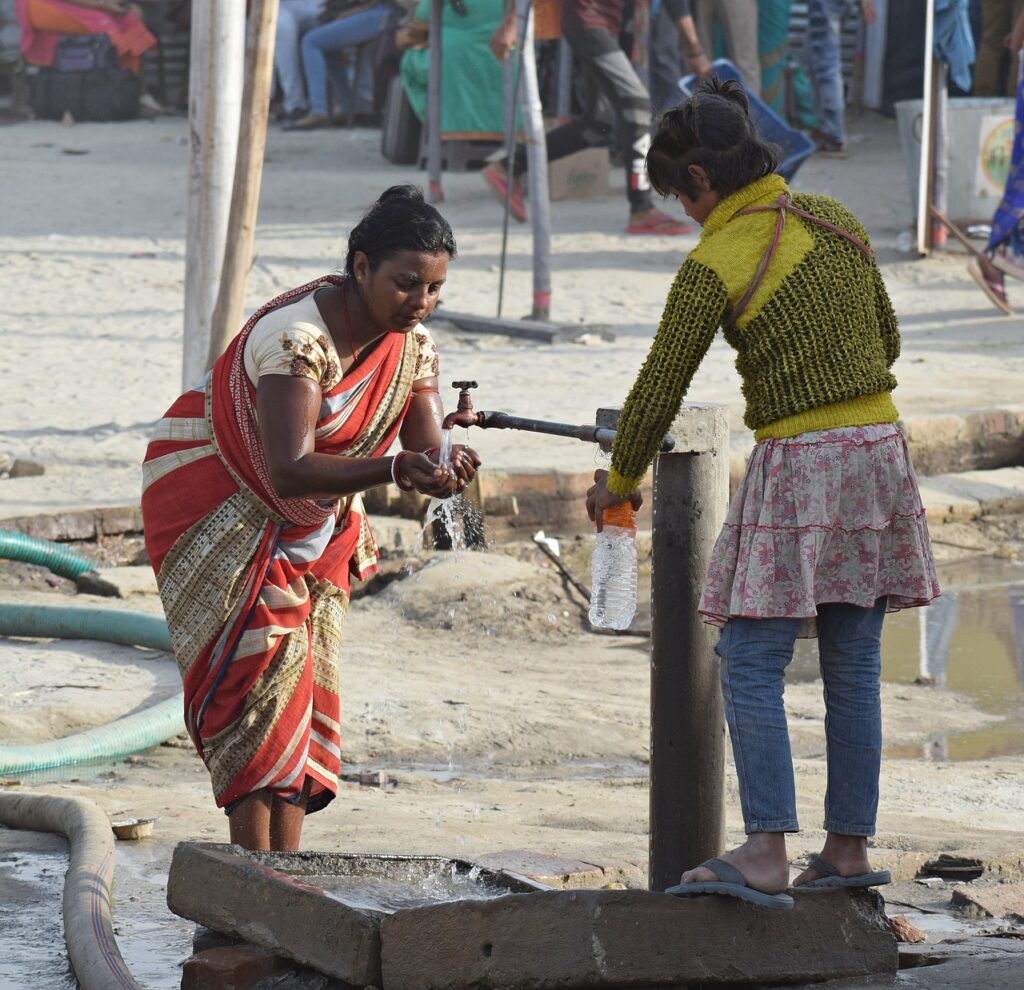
[342,281,359,366]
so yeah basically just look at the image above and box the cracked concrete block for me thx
[951,880,1024,920]
[168,843,385,986]
[380,887,897,989]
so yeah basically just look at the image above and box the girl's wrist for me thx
[391,451,415,492]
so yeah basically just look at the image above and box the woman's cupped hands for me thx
[402,445,482,498]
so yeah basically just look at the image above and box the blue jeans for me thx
[802,0,854,144]
[301,5,390,116]
[277,0,325,113]
[716,597,887,836]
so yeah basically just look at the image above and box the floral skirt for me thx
[699,424,940,637]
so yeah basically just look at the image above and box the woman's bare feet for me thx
[791,833,871,886]
[680,833,790,894]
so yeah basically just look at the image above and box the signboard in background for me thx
[975,114,1015,200]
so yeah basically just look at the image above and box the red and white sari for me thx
[142,276,419,813]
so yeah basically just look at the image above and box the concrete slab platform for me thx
[380,887,897,989]
[166,842,547,987]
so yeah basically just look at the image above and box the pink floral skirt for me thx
[699,424,940,637]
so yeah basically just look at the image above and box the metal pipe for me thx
[476,410,675,453]
[426,0,444,202]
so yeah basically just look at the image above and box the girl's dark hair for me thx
[646,77,781,200]
[345,184,457,275]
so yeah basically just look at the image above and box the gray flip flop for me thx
[797,854,891,890]
[665,857,795,909]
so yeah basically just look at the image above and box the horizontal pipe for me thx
[476,411,675,453]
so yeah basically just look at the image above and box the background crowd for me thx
[0,2,1016,232]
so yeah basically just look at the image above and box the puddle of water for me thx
[787,557,1024,761]
[0,828,193,990]
[312,863,516,913]
[0,831,76,990]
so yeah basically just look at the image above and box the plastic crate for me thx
[677,59,816,182]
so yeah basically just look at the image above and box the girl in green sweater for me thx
[586,78,939,909]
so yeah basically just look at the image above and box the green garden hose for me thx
[0,529,98,579]
[0,604,185,776]
[0,529,120,596]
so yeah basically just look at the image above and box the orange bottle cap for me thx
[601,502,636,529]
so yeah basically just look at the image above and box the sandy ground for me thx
[2,110,1024,985]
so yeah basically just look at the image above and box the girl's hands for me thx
[586,469,643,532]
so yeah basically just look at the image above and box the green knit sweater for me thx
[607,174,900,496]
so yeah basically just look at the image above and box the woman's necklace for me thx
[342,282,359,365]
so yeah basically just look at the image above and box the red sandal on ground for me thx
[967,257,1013,315]
[626,210,693,236]
[481,164,527,224]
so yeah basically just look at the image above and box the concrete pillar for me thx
[597,402,729,892]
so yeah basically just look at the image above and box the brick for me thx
[381,888,896,989]
[181,944,290,990]
[951,880,1024,920]
[97,504,143,535]
[503,470,559,497]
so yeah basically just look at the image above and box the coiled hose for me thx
[0,529,99,580]
[0,604,185,776]
[0,529,120,596]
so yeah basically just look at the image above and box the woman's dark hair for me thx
[344,184,457,275]
[646,77,781,201]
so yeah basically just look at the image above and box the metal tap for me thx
[442,381,483,430]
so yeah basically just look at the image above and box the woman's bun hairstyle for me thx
[345,184,457,275]
[646,75,781,202]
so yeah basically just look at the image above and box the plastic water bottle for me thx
[589,503,638,630]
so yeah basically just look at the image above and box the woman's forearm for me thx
[269,450,396,500]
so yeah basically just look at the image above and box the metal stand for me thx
[426,0,443,202]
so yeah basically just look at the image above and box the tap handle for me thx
[451,380,478,391]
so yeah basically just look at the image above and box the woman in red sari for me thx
[142,186,479,851]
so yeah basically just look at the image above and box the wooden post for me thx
[599,402,729,892]
[426,0,444,203]
[206,0,281,369]
[182,0,244,390]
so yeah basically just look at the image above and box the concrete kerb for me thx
[2,404,1023,542]
[168,842,897,989]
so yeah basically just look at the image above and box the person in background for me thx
[398,0,509,137]
[586,77,938,907]
[483,0,691,235]
[802,0,875,155]
[276,0,326,125]
[691,0,761,97]
[285,0,393,130]
[649,0,712,115]
[968,8,1024,313]
[974,0,1024,97]
[15,0,156,76]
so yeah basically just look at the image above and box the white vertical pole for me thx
[915,1,936,256]
[517,0,551,320]
[183,0,245,390]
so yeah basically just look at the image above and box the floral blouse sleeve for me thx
[246,321,341,388]
[412,328,440,382]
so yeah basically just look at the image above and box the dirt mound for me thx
[377,550,587,640]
